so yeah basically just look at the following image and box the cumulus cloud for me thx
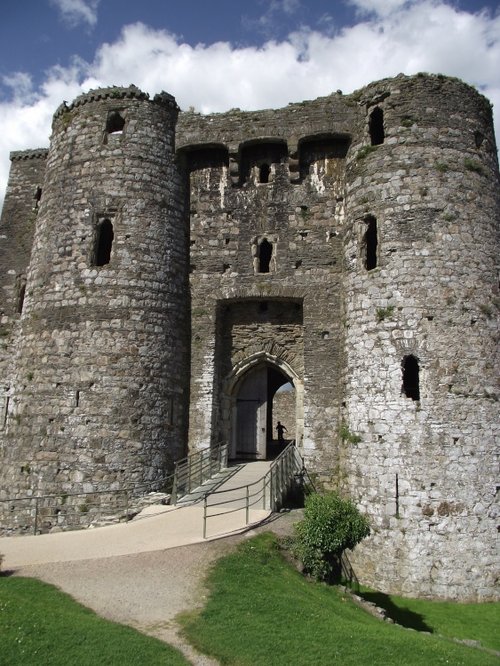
[49,0,100,29]
[1,1,499,207]
[349,0,414,18]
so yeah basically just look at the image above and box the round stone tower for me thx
[1,86,188,521]
[342,74,499,600]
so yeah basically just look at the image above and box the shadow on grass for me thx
[0,569,16,577]
[358,590,434,633]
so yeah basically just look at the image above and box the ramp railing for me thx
[0,473,175,536]
[171,442,228,504]
[202,441,310,538]
[0,443,229,535]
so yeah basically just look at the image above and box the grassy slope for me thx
[181,533,499,666]
[358,589,500,652]
[0,576,188,666]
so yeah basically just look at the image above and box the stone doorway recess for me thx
[223,353,303,461]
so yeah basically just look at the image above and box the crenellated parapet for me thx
[9,148,49,162]
[53,84,178,120]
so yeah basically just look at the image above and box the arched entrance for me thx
[223,353,303,460]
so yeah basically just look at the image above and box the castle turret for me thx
[0,86,188,527]
[342,74,499,599]
[0,149,48,443]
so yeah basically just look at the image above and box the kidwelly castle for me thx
[0,73,498,600]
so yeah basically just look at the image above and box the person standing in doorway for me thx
[276,421,287,444]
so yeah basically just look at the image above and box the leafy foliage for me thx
[339,422,362,444]
[294,492,370,581]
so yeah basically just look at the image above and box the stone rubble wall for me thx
[0,150,48,446]
[177,97,351,465]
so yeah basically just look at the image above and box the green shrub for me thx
[294,492,370,582]
[376,305,395,322]
[339,422,362,444]
[464,158,484,174]
[435,162,449,173]
[357,145,379,160]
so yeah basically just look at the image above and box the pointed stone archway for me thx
[222,352,303,460]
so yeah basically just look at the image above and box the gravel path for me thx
[14,510,302,665]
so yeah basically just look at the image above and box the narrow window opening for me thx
[363,216,378,270]
[259,163,270,183]
[402,355,420,401]
[239,141,287,185]
[474,131,484,148]
[94,219,114,266]
[3,396,9,429]
[17,283,26,314]
[34,187,42,208]
[258,239,273,273]
[106,111,125,135]
[369,107,385,146]
[75,390,80,407]
[395,474,400,517]
[166,396,174,426]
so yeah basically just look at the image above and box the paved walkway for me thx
[10,510,302,666]
[0,461,273,569]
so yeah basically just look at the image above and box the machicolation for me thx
[0,73,498,601]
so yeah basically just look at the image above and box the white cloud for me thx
[348,0,413,18]
[49,0,100,28]
[1,1,499,208]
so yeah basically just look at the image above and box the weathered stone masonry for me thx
[0,74,498,600]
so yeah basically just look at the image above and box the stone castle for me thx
[0,73,498,600]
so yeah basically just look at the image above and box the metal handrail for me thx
[0,443,229,536]
[202,441,306,538]
[171,442,228,504]
[0,470,176,536]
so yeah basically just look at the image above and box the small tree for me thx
[294,492,370,582]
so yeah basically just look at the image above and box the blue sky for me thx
[0,0,499,205]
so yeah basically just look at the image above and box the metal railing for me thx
[0,443,229,536]
[171,442,228,504]
[202,441,307,538]
[0,473,176,536]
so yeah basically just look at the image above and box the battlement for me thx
[10,148,48,162]
[53,84,178,121]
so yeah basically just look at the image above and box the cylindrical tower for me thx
[0,86,188,527]
[342,74,499,599]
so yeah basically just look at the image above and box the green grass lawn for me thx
[0,576,188,666]
[180,533,500,666]
[358,588,500,652]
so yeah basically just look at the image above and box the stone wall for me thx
[177,97,350,466]
[0,150,48,444]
